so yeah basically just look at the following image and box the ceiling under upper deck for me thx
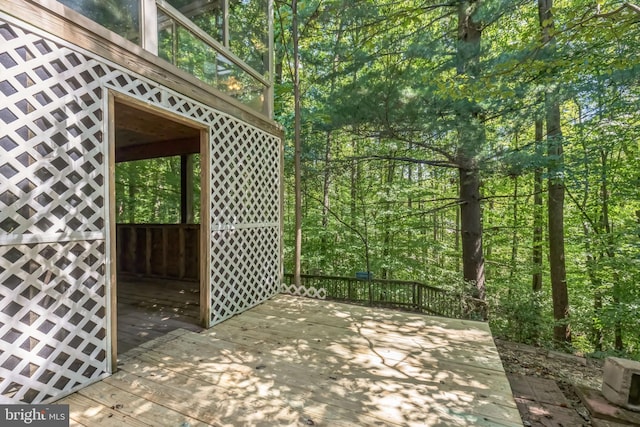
[114,101,201,163]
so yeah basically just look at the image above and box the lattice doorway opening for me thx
[110,94,209,361]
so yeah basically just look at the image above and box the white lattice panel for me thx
[210,117,281,226]
[210,227,281,324]
[281,284,327,300]
[1,13,282,403]
[0,24,104,239]
[102,65,283,327]
[0,19,108,404]
[209,116,281,325]
[0,241,107,404]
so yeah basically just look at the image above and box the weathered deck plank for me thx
[58,294,522,426]
[116,278,203,353]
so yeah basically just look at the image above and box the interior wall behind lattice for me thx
[0,14,282,404]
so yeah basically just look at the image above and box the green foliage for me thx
[490,285,552,346]
[115,156,201,224]
[275,0,640,356]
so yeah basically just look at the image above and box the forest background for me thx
[117,0,640,358]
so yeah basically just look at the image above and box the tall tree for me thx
[292,0,302,287]
[538,0,570,344]
[532,118,543,293]
[457,0,486,300]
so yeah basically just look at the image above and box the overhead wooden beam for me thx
[115,137,200,162]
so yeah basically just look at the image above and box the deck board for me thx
[116,278,203,353]
[58,294,522,426]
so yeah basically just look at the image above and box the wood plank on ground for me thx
[513,397,586,427]
[221,307,504,372]
[507,375,569,406]
[124,343,407,426]
[182,321,516,404]
[114,359,387,427]
[592,419,639,427]
[507,375,585,427]
[59,294,522,427]
[251,295,484,332]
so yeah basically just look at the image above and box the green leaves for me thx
[275,0,640,355]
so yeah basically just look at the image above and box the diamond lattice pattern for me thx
[209,116,282,324]
[1,16,282,403]
[0,20,108,404]
[0,241,107,404]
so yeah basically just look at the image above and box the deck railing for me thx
[282,273,487,321]
[117,224,200,281]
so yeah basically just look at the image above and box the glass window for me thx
[158,10,265,112]
[229,0,268,76]
[58,0,141,44]
[163,0,224,43]
[164,0,269,78]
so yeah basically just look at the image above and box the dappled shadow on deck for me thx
[116,277,203,353]
[60,294,522,426]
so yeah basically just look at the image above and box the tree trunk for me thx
[457,0,485,300]
[292,0,302,287]
[321,130,331,254]
[382,157,395,279]
[510,176,519,279]
[599,150,623,352]
[127,163,137,223]
[532,118,544,292]
[458,158,485,299]
[539,0,570,345]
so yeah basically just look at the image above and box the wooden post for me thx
[199,129,211,328]
[128,226,136,274]
[141,0,158,54]
[179,226,186,279]
[145,227,152,276]
[181,154,194,224]
[162,226,168,276]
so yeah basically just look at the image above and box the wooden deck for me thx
[59,294,522,426]
[116,277,203,353]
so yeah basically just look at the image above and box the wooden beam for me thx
[115,138,200,163]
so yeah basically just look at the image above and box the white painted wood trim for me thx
[0,232,106,246]
[141,0,158,54]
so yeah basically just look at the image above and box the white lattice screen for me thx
[0,20,108,404]
[209,118,282,324]
[0,14,282,403]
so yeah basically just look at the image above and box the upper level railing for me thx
[56,0,273,116]
[282,273,488,321]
